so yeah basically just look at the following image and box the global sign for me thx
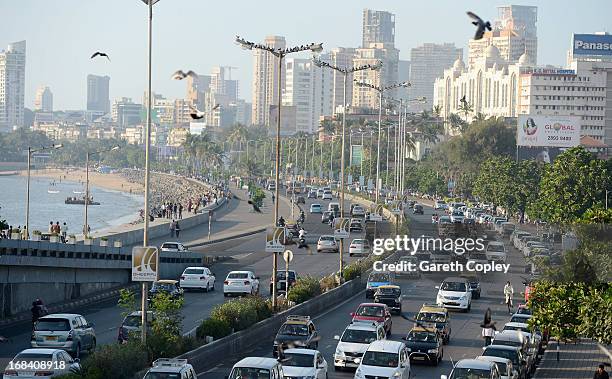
[517,115,580,148]
[573,34,612,56]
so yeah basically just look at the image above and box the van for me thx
[328,202,340,216]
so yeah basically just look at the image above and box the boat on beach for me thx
[48,181,60,194]
[65,196,100,205]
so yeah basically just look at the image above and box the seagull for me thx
[172,70,198,80]
[212,104,221,111]
[90,51,110,61]
[189,105,205,120]
[467,11,492,40]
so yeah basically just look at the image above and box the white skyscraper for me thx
[34,86,53,112]
[0,40,26,131]
[252,35,286,127]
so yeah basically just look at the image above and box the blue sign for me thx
[573,34,612,56]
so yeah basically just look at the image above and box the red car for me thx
[351,303,392,336]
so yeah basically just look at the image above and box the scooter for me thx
[298,236,307,248]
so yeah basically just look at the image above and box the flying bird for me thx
[90,51,110,61]
[467,11,492,40]
[189,105,205,120]
[212,104,221,111]
[172,70,198,80]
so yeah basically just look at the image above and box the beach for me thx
[19,167,143,194]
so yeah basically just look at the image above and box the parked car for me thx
[476,356,518,379]
[4,348,81,378]
[179,266,216,292]
[281,348,328,379]
[273,315,319,357]
[481,345,528,379]
[223,271,260,296]
[31,314,96,357]
[317,235,339,253]
[310,203,322,214]
[492,331,537,375]
[441,358,501,379]
[160,242,188,253]
[355,340,411,378]
[349,239,371,257]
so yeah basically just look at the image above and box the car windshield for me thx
[361,351,399,368]
[279,323,308,336]
[441,282,467,292]
[439,217,452,223]
[452,211,464,216]
[320,236,335,242]
[487,244,504,252]
[123,315,142,327]
[504,326,528,333]
[376,288,400,297]
[282,353,314,367]
[228,273,249,279]
[416,312,446,323]
[144,373,181,379]
[368,273,390,282]
[311,205,320,208]
[229,368,270,379]
[341,329,377,343]
[14,353,54,361]
[352,239,365,245]
[162,244,178,249]
[511,316,530,323]
[276,272,296,280]
[493,339,521,348]
[483,348,519,366]
[184,268,204,275]
[35,318,70,331]
[449,368,491,379]
[407,331,437,342]
[356,306,384,317]
[152,283,175,291]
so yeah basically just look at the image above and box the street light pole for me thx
[84,147,119,238]
[25,144,62,235]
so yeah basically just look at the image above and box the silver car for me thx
[32,314,96,357]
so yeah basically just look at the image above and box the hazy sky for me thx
[1,0,611,110]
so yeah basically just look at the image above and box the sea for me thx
[0,175,144,235]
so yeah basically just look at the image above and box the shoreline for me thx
[18,167,143,194]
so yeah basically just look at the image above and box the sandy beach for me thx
[19,167,143,194]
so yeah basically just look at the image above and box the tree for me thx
[448,113,468,133]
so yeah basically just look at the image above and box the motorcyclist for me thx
[504,281,514,314]
[298,227,307,239]
[299,210,305,222]
[277,216,286,227]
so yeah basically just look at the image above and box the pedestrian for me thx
[54,221,61,235]
[594,364,610,379]
[48,221,53,233]
[271,194,275,204]
[62,223,68,243]
[480,308,496,347]
[21,226,28,240]
[175,221,181,238]
[169,220,176,238]
[179,204,183,219]
[504,281,514,314]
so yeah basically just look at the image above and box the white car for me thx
[317,188,325,198]
[436,277,472,312]
[434,200,447,210]
[351,206,366,217]
[310,203,323,214]
[450,211,465,223]
[160,242,188,253]
[333,320,386,370]
[223,271,260,296]
[179,266,216,292]
[349,239,371,257]
[355,340,410,379]
[322,191,333,200]
[3,348,81,378]
[476,356,518,379]
[485,241,507,263]
[143,358,197,379]
[441,359,501,379]
[317,235,339,253]
[281,348,328,379]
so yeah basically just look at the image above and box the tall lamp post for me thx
[354,80,410,203]
[26,144,63,234]
[236,36,323,309]
[84,146,120,237]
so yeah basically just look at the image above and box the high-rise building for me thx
[468,5,538,67]
[410,43,463,111]
[34,86,53,112]
[86,74,110,114]
[112,97,141,128]
[252,36,286,127]
[352,45,400,109]
[210,66,239,102]
[398,60,411,99]
[329,47,356,114]
[362,9,395,47]
[186,74,211,110]
[0,40,26,131]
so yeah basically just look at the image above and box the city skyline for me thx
[1,0,611,111]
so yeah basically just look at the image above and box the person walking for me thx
[271,193,275,204]
[175,221,181,238]
[594,364,610,379]
[178,204,183,220]
[61,223,68,243]
[480,308,496,347]
[504,281,514,314]
[169,220,176,238]
[48,221,54,233]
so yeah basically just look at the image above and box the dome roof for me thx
[518,52,533,66]
[485,45,501,59]
[452,58,465,71]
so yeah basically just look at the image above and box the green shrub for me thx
[320,275,337,292]
[210,296,259,331]
[196,318,232,340]
[343,263,363,281]
[67,341,148,379]
[241,295,272,321]
[287,276,322,304]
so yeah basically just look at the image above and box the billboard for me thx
[573,34,612,56]
[517,146,567,164]
[265,227,286,253]
[517,115,580,148]
[132,247,159,282]
[350,145,363,166]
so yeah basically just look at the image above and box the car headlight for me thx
[460,294,467,300]
[392,372,402,378]
[427,349,438,353]
[335,348,345,357]
[405,347,411,352]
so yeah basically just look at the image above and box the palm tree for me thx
[473,112,487,123]
[458,98,474,123]
[448,113,468,133]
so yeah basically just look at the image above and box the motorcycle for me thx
[298,236,307,248]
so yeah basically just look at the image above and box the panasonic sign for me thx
[573,34,612,56]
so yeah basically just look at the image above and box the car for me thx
[179,266,216,292]
[273,315,319,357]
[317,188,325,198]
[436,277,472,312]
[510,313,532,324]
[438,215,452,224]
[317,235,339,253]
[308,190,317,199]
[450,211,465,223]
[281,348,328,379]
[3,348,81,378]
[476,356,518,379]
[460,272,482,299]
[351,303,392,336]
[481,345,528,379]
[349,239,371,257]
[430,249,452,265]
[143,358,197,379]
[351,205,366,217]
[310,203,322,214]
[434,200,447,210]
[321,211,333,223]
[160,242,188,253]
[373,285,402,314]
[350,219,363,232]
[117,311,154,344]
[267,181,276,191]
[223,271,260,296]
[148,280,184,304]
[403,327,443,366]
[228,357,284,379]
[333,320,386,370]
[414,250,431,263]
[322,191,333,200]
[366,272,393,298]
[486,241,507,262]
[295,196,306,204]
[415,303,451,344]
[413,204,424,215]
[492,331,536,376]
[441,358,501,379]
[269,270,297,295]
[355,340,411,379]
[396,256,421,278]
[468,251,489,266]
[503,322,543,355]
[328,202,340,216]
[31,314,96,358]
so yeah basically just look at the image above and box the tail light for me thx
[4,370,17,376]
[244,281,251,285]
[350,245,356,248]
[224,280,229,285]
[36,372,54,376]
[66,330,74,341]
[180,276,185,280]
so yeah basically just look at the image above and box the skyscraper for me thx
[329,47,356,114]
[112,97,141,127]
[468,5,538,67]
[0,40,26,131]
[87,74,110,114]
[34,86,53,112]
[409,43,463,111]
[362,9,395,47]
[252,35,286,127]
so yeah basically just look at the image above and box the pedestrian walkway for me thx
[534,340,611,378]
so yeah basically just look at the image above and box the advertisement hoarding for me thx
[132,247,159,282]
[517,115,580,148]
[573,33,612,56]
[350,145,363,166]
[334,217,350,238]
[265,227,286,253]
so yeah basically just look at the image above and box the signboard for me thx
[347,174,353,185]
[283,249,293,263]
[517,146,567,164]
[368,204,384,222]
[131,247,159,282]
[520,68,575,75]
[266,227,286,253]
[334,217,350,238]
[350,145,363,166]
[367,179,374,190]
[573,33,612,56]
[359,176,365,186]
[517,115,580,148]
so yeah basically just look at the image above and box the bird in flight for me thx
[467,11,492,40]
[172,70,198,80]
[90,51,110,61]
[189,105,204,120]
[212,104,221,111]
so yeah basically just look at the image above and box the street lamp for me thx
[25,144,63,234]
[84,146,120,237]
[353,80,411,203]
[236,35,323,309]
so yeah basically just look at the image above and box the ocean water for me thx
[0,175,144,234]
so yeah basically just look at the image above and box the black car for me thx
[296,196,306,204]
[461,273,481,299]
[413,204,424,215]
[269,270,297,295]
[273,315,318,357]
[373,285,402,314]
[403,327,443,366]
[148,280,183,305]
[349,220,363,232]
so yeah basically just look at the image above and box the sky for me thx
[1,0,611,110]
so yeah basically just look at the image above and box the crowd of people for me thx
[0,221,70,242]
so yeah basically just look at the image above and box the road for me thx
[0,188,367,368]
[202,197,533,379]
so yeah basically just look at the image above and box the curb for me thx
[186,227,266,248]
